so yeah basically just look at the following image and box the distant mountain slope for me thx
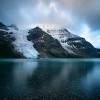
[0,23,23,58]
[44,27,99,57]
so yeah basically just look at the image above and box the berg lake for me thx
[0,58,100,100]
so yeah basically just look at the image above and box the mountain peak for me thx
[34,26,42,31]
[0,22,8,30]
[8,24,19,31]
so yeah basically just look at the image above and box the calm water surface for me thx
[0,58,100,100]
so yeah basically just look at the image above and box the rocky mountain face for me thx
[0,23,24,58]
[0,22,100,58]
[50,27,100,57]
[0,22,8,30]
[27,27,70,58]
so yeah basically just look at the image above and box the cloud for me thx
[80,24,100,48]
[0,0,79,27]
[0,0,100,47]
[0,0,100,30]
[57,0,100,30]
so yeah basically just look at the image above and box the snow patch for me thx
[14,29,39,58]
[8,27,39,58]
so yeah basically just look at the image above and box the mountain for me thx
[42,26,99,57]
[8,24,19,31]
[0,22,8,30]
[27,25,100,58]
[0,22,100,58]
[27,27,70,58]
[0,22,24,58]
[0,22,39,58]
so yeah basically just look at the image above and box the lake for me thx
[0,58,100,100]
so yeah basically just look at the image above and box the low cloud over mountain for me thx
[0,0,100,47]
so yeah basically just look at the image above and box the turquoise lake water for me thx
[0,58,100,100]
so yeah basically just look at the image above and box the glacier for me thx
[8,27,39,58]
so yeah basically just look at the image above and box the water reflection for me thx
[81,62,100,95]
[0,59,100,100]
[13,60,38,86]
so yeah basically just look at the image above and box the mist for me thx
[0,0,100,48]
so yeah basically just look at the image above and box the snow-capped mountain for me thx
[27,27,70,58]
[29,24,97,56]
[0,22,100,58]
